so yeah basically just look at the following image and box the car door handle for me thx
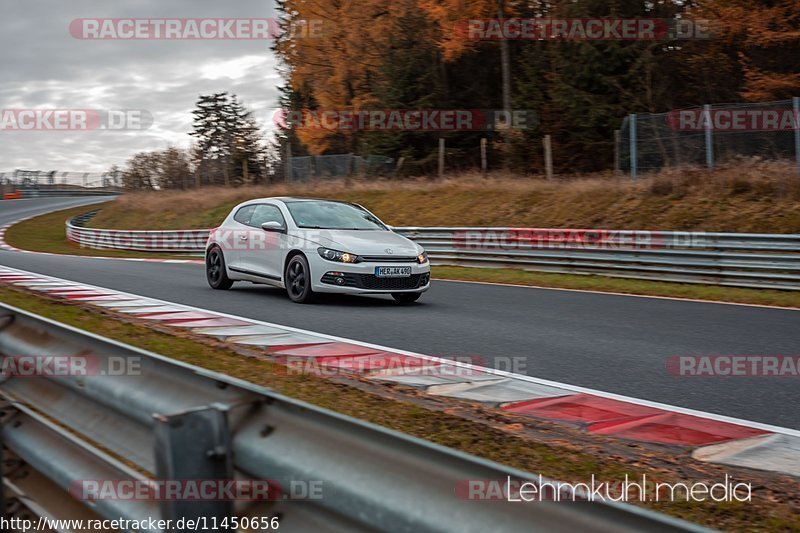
[239,235,248,240]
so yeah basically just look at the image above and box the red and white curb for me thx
[0,264,798,478]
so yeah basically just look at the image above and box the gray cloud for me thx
[0,0,282,171]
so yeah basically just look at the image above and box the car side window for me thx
[249,204,286,228]
[233,205,255,225]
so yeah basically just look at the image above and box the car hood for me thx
[304,229,421,256]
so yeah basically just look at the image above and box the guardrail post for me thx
[794,97,800,175]
[704,104,714,170]
[154,406,234,522]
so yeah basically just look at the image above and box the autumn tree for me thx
[158,146,193,190]
[120,151,161,190]
[273,0,800,174]
[693,0,800,101]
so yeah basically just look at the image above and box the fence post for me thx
[344,154,355,187]
[704,104,714,170]
[480,138,488,177]
[438,138,445,180]
[629,114,638,181]
[284,143,292,182]
[543,135,554,180]
[614,130,621,177]
[222,161,231,187]
[794,97,800,175]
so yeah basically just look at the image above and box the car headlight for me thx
[318,247,359,263]
[417,251,428,264]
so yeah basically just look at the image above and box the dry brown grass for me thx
[90,159,800,232]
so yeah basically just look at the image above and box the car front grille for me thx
[358,274,425,290]
[321,272,430,291]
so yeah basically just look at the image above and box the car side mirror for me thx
[261,221,286,234]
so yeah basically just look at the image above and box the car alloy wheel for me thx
[286,255,314,303]
[206,247,233,290]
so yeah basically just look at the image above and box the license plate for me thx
[375,266,412,278]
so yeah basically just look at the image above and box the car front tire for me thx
[286,254,315,304]
[392,292,422,304]
[206,247,234,290]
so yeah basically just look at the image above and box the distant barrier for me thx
[67,211,208,253]
[2,189,120,199]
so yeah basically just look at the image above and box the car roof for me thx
[245,197,357,205]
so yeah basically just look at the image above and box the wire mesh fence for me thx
[618,98,800,178]
[288,154,395,182]
[0,170,122,189]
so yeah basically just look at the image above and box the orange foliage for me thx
[697,0,800,100]
[276,0,418,152]
[417,0,500,60]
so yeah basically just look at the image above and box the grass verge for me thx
[435,266,800,308]
[3,203,199,261]
[0,284,797,529]
[88,162,800,233]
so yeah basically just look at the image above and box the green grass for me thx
[3,203,199,260]
[435,266,800,308]
[1,284,798,530]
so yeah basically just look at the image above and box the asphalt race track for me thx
[1,197,798,429]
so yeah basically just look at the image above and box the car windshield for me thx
[285,201,388,231]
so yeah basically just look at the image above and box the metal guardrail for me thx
[67,211,209,253]
[65,212,800,290]
[18,188,120,198]
[0,303,702,532]
[398,227,800,291]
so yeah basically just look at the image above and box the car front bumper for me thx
[309,256,431,294]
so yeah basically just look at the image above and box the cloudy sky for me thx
[0,0,282,172]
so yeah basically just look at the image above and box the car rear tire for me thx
[392,292,422,304]
[286,255,315,304]
[206,247,234,290]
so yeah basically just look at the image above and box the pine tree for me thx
[191,93,265,186]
